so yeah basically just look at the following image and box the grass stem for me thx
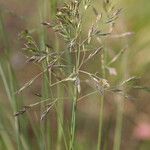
[97,48,106,150]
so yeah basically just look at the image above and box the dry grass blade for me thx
[77,90,98,103]
[121,76,139,86]
[105,8,122,24]
[14,97,69,117]
[16,59,58,94]
[14,106,30,116]
[84,46,103,63]
[15,71,43,94]
[26,55,47,63]
[107,47,127,66]
[110,32,134,38]
[40,99,58,120]
[107,88,135,101]
[132,86,150,92]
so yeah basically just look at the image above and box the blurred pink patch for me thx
[133,122,150,140]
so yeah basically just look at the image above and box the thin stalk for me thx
[97,49,106,150]
[55,22,64,150]
[69,32,80,150]
[38,0,52,149]
[113,21,129,150]
[113,60,126,150]
[55,104,68,150]
[113,97,124,150]
[56,99,65,150]
[49,1,65,148]
[54,35,66,150]
[69,87,78,150]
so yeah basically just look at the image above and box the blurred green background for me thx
[0,0,150,150]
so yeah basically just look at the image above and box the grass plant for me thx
[0,0,149,150]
